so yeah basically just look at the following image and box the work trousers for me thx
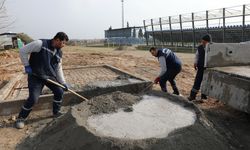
[159,66,182,93]
[18,75,64,119]
[191,66,205,93]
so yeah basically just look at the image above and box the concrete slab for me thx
[209,66,250,79]
[205,43,250,68]
[201,66,250,113]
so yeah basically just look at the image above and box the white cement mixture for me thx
[87,95,196,140]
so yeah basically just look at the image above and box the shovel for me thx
[45,78,89,102]
[139,82,154,94]
[32,74,89,102]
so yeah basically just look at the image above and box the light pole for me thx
[121,0,124,28]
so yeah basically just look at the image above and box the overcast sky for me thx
[4,0,250,39]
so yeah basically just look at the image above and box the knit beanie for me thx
[202,34,211,42]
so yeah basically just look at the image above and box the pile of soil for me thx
[16,91,231,150]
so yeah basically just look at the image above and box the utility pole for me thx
[121,0,124,28]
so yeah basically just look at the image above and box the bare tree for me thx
[0,0,14,33]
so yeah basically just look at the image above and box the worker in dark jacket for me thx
[15,32,69,129]
[188,34,211,101]
[150,47,182,95]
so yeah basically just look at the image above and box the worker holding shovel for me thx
[149,47,182,95]
[15,32,69,129]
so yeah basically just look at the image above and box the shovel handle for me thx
[140,82,154,94]
[46,79,89,102]
[30,73,88,101]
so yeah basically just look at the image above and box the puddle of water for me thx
[87,95,196,139]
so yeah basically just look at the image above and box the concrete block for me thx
[201,66,250,113]
[205,43,250,67]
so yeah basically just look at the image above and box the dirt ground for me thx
[0,46,250,149]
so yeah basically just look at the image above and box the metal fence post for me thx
[179,14,184,47]
[192,12,196,50]
[206,10,209,33]
[169,16,173,46]
[159,17,164,47]
[222,8,226,43]
[151,19,156,46]
[242,5,246,42]
[143,20,149,46]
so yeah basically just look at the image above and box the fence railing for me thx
[143,4,250,49]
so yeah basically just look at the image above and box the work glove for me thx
[154,77,160,84]
[24,65,32,75]
[62,83,69,91]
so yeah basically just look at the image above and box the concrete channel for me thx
[202,43,250,113]
[0,65,152,115]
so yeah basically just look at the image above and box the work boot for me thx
[53,111,64,118]
[173,88,180,95]
[187,91,197,101]
[15,118,25,129]
[201,94,207,100]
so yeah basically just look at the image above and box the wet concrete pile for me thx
[16,91,231,150]
[87,91,140,114]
